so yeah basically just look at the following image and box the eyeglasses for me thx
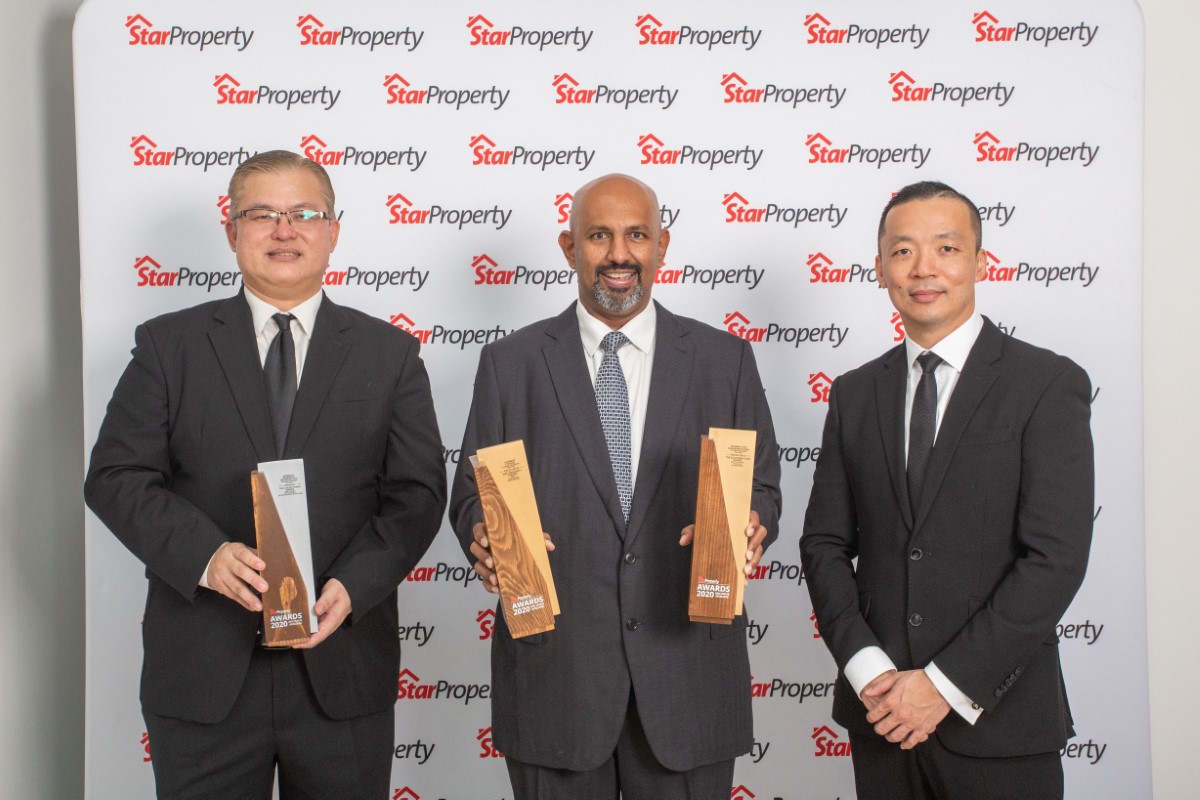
[232,208,333,226]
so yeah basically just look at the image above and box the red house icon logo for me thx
[392,789,419,800]
[636,14,663,28]
[472,254,498,270]
[724,311,751,327]
[384,74,411,88]
[806,132,833,148]
[129,135,157,150]
[467,14,493,29]
[731,785,756,800]
[126,14,151,29]
[390,314,416,328]
[553,73,579,87]
[889,70,915,86]
[638,133,666,149]
[470,134,497,149]
[133,255,162,272]
[973,11,1000,25]
[299,134,327,150]
[804,13,831,27]
[722,72,748,87]
[974,130,1001,146]
[297,14,322,29]
[807,252,833,269]
[722,192,749,207]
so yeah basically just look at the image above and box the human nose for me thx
[607,234,632,264]
[272,213,299,238]
[911,249,935,277]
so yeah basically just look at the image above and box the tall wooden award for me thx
[251,459,318,648]
[689,428,756,624]
[471,440,559,638]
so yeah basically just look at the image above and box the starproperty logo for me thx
[973,130,1099,167]
[803,12,928,48]
[635,13,762,50]
[721,191,847,228]
[212,73,341,110]
[720,71,846,108]
[552,72,678,109]
[637,133,762,170]
[467,14,593,50]
[297,14,423,51]
[300,134,426,171]
[125,14,253,50]
[887,70,1014,107]
[382,73,510,110]
[972,11,1098,46]
[469,133,594,171]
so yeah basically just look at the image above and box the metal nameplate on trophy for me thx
[689,428,756,624]
[251,459,319,648]
[471,440,559,638]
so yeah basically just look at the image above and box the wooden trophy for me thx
[471,440,559,638]
[688,428,757,624]
[251,463,315,647]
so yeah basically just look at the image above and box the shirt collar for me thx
[576,300,657,357]
[903,312,983,373]
[244,288,323,338]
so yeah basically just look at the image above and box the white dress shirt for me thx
[575,301,656,487]
[199,289,324,590]
[843,312,985,725]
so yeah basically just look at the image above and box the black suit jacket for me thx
[85,292,446,724]
[449,302,782,772]
[801,318,1093,757]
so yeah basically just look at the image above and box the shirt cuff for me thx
[845,647,898,697]
[925,661,983,725]
[197,544,226,590]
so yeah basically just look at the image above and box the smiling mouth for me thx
[596,265,640,291]
[268,249,302,258]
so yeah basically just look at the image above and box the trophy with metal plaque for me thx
[471,440,559,638]
[689,428,756,624]
[251,459,318,648]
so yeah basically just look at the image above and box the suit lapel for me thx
[209,293,276,463]
[874,344,913,530]
[912,320,1003,529]
[284,295,352,458]
[542,305,628,535]
[626,304,693,545]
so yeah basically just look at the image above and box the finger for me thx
[543,531,555,551]
[473,523,489,549]
[679,525,695,546]
[744,546,763,575]
[469,542,495,571]
[231,562,268,593]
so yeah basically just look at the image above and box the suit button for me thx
[626,618,640,631]
[907,613,924,627]
[623,553,637,565]
[909,548,923,561]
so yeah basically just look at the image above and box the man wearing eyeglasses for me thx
[85,150,446,799]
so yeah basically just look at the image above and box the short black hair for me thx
[877,181,981,254]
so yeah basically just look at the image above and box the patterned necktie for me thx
[596,331,632,522]
[263,312,297,459]
[907,351,943,515]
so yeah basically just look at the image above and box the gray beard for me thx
[591,279,643,314]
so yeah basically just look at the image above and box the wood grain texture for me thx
[689,438,739,624]
[252,471,312,647]
[475,463,556,638]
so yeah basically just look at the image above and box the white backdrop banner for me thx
[75,1,1147,798]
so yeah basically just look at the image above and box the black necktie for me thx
[264,313,297,459]
[907,351,943,515]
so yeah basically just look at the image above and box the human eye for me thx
[246,209,277,223]
[290,209,324,224]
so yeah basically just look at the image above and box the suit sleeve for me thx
[932,361,1094,711]
[326,336,447,621]
[448,344,504,562]
[84,324,230,600]
[800,377,884,668]
[735,340,781,551]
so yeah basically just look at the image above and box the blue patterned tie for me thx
[597,331,632,522]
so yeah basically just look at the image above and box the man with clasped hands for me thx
[802,181,1094,800]
[450,174,782,799]
[86,150,446,799]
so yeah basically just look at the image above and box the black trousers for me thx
[144,648,393,800]
[849,731,1064,800]
[505,693,736,800]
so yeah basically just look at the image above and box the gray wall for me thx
[0,1,1191,798]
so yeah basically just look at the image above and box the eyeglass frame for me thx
[230,207,334,226]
